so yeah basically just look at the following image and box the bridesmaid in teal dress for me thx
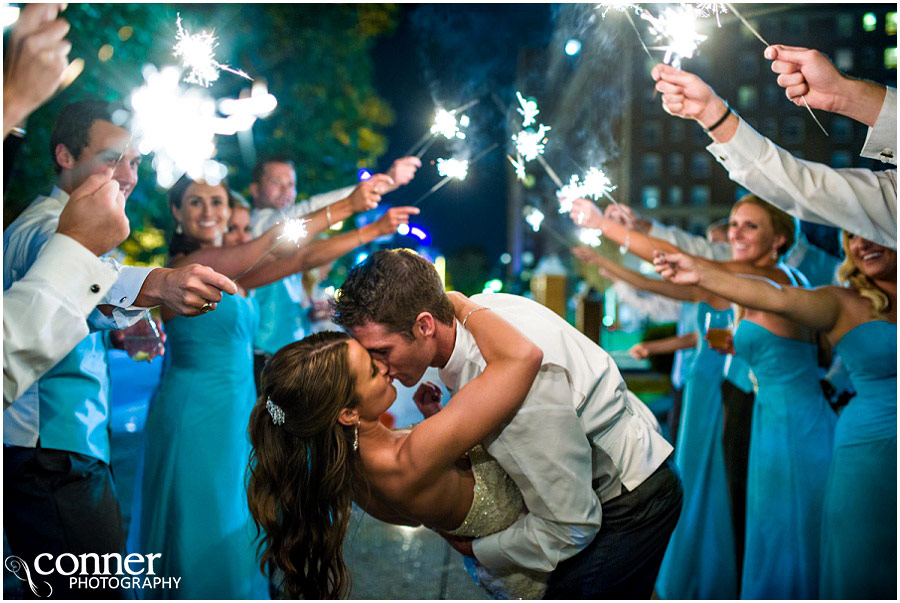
[654,230,896,599]
[571,193,833,597]
[129,175,418,598]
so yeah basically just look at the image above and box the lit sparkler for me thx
[515,91,540,127]
[692,3,728,27]
[234,218,309,282]
[557,167,619,214]
[512,124,551,162]
[174,13,252,87]
[524,206,545,232]
[641,4,707,70]
[430,109,469,140]
[412,143,498,207]
[508,154,528,182]
[436,157,469,181]
[597,2,641,18]
[579,229,604,248]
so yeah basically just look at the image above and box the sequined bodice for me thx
[445,445,547,600]
[446,445,524,538]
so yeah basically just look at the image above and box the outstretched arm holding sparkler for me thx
[235,206,419,290]
[300,174,395,238]
[651,63,897,249]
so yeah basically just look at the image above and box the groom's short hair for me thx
[332,248,454,339]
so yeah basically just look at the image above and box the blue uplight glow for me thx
[357,169,372,181]
[565,39,582,56]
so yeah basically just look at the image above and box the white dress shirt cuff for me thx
[860,86,897,165]
[28,234,117,316]
[706,117,768,172]
[89,264,154,330]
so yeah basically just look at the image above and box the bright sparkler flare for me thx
[579,229,603,248]
[692,3,728,26]
[436,157,469,181]
[556,167,617,213]
[430,109,468,140]
[279,218,309,244]
[596,2,642,18]
[515,91,540,127]
[129,65,227,188]
[508,154,528,182]
[512,124,551,162]
[524,206,545,233]
[174,13,252,87]
[641,5,708,69]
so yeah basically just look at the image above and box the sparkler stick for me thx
[111,132,136,172]
[404,131,433,157]
[451,98,480,114]
[624,9,656,63]
[535,155,564,188]
[411,143,498,207]
[415,136,440,159]
[723,3,828,136]
[233,218,308,282]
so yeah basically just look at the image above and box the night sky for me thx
[371,4,555,264]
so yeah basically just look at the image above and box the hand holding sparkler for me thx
[233,218,308,281]
[651,63,737,141]
[764,45,887,128]
[373,206,421,236]
[386,156,422,190]
[346,174,395,213]
[568,197,604,229]
[604,204,652,234]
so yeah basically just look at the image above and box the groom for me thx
[332,249,682,598]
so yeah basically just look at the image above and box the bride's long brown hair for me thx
[247,331,362,599]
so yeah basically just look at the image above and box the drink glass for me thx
[122,315,165,362]
[705,311,734,351]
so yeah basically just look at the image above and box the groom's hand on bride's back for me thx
[438,532,475,558]
[413,381,443,418]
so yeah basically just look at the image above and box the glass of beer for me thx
[705,311,734,351]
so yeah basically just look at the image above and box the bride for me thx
[246,292,548,599]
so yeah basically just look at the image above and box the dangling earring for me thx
[353,422,359,452]
[175,222,183,235]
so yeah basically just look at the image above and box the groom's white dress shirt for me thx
[439,293,673,573]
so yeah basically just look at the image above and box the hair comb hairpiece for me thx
[266,398,285,425]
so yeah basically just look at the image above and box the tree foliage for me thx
[5,3,398,266]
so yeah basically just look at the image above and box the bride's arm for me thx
[398,293,543,483]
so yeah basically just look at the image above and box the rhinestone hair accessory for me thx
[266,398,285,425]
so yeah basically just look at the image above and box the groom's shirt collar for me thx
[438,319,474,394]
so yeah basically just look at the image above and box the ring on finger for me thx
[200,302,214,313]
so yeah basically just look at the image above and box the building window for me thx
[832,117,853,143]
[885,47,898,69]
[836,14,853,38]
[863,12,877,32]
[690,185,710,206]
[669,120,685,143]
[738,54,759,76]
[831,151,852,168]
[834,48,854,72]
[690,153,711,179]
[641,186,660,209]
[641,153,662,179]
[760,118,778,140]
[642,121,662,146]
[888,12,898,35]
[669,153,683,176]
[738,85,758,110]
[783,117,805,145]
[669,186,683,206]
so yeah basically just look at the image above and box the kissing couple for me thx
[247,249,682,599]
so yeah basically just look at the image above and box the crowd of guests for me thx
[3,3,895,600]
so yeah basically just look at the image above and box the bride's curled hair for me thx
[247,331,362,599]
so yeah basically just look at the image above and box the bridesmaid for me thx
[655,231,896,599]
[130,174,417,599]
[572,247,738,599]
[571,194,835,598]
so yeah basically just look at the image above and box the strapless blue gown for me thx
[820,321,897,599]
[656,303,737,599]
[128,293,269,599]
[734,321,835,599]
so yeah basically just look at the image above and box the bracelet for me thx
[326,205,333,227]
[704,104,732,133]
[618,230,631,255]
[461,306,489,328]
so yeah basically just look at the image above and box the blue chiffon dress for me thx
[733,321,835,599]
[820,321,897,599]
[128,293,269,599]
[656,303,738,599]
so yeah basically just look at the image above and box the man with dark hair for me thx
[333,248,682,598]
[248,154,420,385]
[3,98,236,598]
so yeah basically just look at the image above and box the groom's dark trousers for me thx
[544,457,683,599]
